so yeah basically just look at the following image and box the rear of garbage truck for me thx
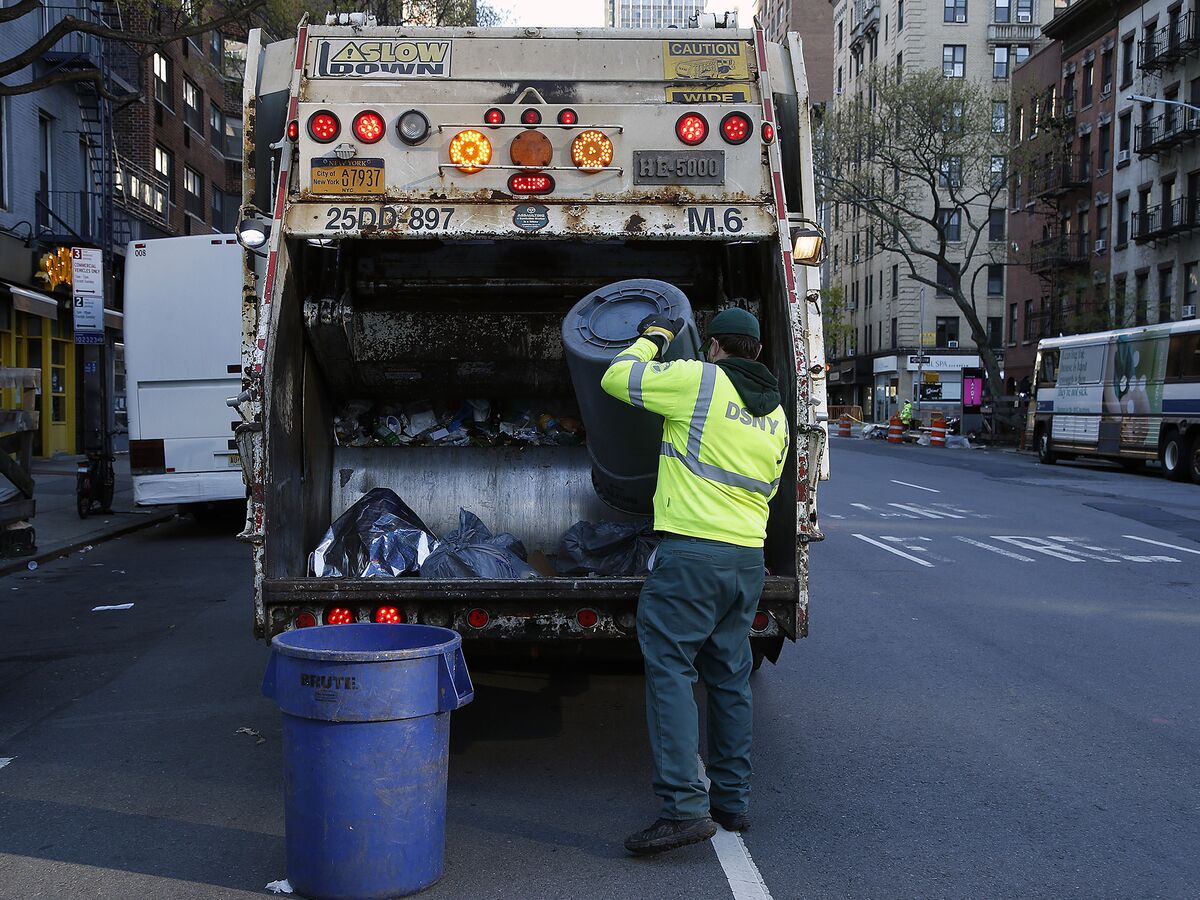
[234,21,828,663]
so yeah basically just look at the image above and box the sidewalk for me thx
[0,454,176,576]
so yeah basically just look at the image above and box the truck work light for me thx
[449,129,492,173]
[791,220,827,266]
[396,109,430,145]
[237,218,271,249]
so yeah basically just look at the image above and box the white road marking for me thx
[826,514,845,519]
[991,536,1089,562]
[697,758,774,900]
[851,503,873,511]
[1124,535,1200,556]
[852,533,935,567]
[1051,536,1178,564]
[0,758,13,770]
[890,479,940,493]
[955,537,1037,562]
[1043,537,1121,563]
[889,503,964,519]
[92,603,134,611]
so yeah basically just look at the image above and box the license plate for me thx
[632,150,725,185]
[228,453,241,467]
[310,157,385,195]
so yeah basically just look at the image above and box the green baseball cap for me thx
[708,307,761,341]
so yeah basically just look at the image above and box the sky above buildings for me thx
[502,0,754,27]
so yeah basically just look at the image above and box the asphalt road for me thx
[0,442,1197,899]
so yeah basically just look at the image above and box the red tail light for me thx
[557,108,578,125]
[720,112,752,145]
[521,108,542,125]
[295,611,317,629]
[761,121,775,144]
[467,608,490,629]
[508,173,555,195]
[326,607,354,625]
[751,611,770,632]
[353,110,385,144]
[484,107,505,126]
[374,606,404,624]
[675,113,708,146]
[286,120,299,141]
[307,111,340,143]
[576,609,599,629]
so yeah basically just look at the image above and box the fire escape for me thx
[37,2,172,283]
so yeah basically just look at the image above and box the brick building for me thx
[757,0,835,102]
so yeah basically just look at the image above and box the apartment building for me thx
[607,0,708,27]
[826,0,1056,421]
[1006,0,1119,390]
[756,0,836,101]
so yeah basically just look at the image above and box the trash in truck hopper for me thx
[556,520,660,576]
[419,509,540,579]
[310,488,436,578]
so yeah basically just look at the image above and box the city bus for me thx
[1030,320,1200,481]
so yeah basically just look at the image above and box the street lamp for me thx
[1126,93,1200,114]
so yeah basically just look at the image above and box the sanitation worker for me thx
[900,399,915,429]
[601,307,789,855]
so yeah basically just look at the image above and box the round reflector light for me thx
[570,130,614,171]
[396,109,431,145]
[327,607,355,625]
[751,610,770,632]
[577,608,599,629]
[508,173,555,194]
[509,130,553,169]
[295,611,317,629]
[307,111,340,143]
[721,112,752,145]
[374,606,404,624]
[675,112,708,146]
[484,107,505,126]
[286,120,299,141]
[761,121,775,144]
[467,608,490,629]
[557,108,578,125]
[521,108,542,125]
[353,110,385,144]
[449,129,492,173]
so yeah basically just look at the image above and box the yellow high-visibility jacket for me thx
[600,337,789,548]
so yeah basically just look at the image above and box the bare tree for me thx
[823,67,1012,401]
[0,0,270,104]
[305,0,506,26]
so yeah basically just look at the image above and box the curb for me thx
[0,508,178,577]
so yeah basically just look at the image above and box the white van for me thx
[124,234,245,512]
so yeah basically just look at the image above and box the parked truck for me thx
[233,18,828,666]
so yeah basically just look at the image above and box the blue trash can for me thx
[262,623,474,900]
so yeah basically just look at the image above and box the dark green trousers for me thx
[637,535,765,820]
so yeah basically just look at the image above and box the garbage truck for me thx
[232,16,829,667]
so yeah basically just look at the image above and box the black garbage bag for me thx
[555,520,659,576]
[310,487,436,578]
[420,509,539,579]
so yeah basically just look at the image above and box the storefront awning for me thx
[2,282,61,320]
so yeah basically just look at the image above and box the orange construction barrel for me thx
[931,417,947,447]
[837,415,851,438]
[887,416,903,444]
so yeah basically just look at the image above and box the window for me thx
[209,29,224,68]
[152,53,172,108]
[210,102,224,153]
[1159,266,1175,322]
[940,208,962,241]
[1024,299,1035,341]
[937,262,960,295]
[1082,62,1094,107]
[945,0,967,23]
[1121,35,1134,87]
[1116,195,1129,245]
[225,116,244,162]
[837,67,843,93]
[995,0,1010,23]
[936,316,960,345]
[1185,262,1199,315]
[212,188,224,231]
[891,317,898,348]
[1017,105,1025,140]
[183,78,202,131]
[989,208,1006,241]
[0,98,7,209]
[942,101,965,134]
[988,264,1004,295]
[1101,48,1113,94]
[1114,277,1127,325]
[183,165,203,218]
[991,155,1006,188]
[1167,328,1200,378]
[153,144,174,198]
[1016,0,1032,20]
[1098,122,1111,172]
[992,100,1007,133]
[1015,45,1030,67]
[1079,132,1091,178]
[939,156,963,187]
[1097,202,1109,247]
[943,45,966,78]
[1118,111,1131,155]
[1135,273,1148,325]
[898,0,904,30]
[1008,303,1018,344]
[37,114,52,227]
[987,316,1003,348]
[1012,172,1022,209]
[892,264,899,297]
[993,46,1010,79]
[837,22,844,49]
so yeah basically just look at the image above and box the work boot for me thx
[624,817,717,855]
[711,809,750,832]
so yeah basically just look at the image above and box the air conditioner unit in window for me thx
[1017,11,1032,21]
[1095,238,1107,253]
[1118,149,1131,164]
[955,12,966,22]
[1184,304,1198,319]
[947,340,960,348]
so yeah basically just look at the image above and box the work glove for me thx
[637,313,685,357]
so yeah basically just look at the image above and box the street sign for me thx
[71,247,105,345]
[909,355,931,365]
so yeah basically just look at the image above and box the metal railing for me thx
[40,4,139,86]
[35,189,100,242]
[1030,234,1089,272]
[113,157,171,230]
[1134,110,1200,156]
[1031,154,1090,198]
[1138,10,1200,71]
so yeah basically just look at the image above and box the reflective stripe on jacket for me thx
[600,337,789,548]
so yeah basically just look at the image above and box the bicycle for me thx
[76,449,115,518]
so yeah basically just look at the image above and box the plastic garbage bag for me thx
[555,520,659,576]
[310,488,435,578]
[420,509,539,579]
